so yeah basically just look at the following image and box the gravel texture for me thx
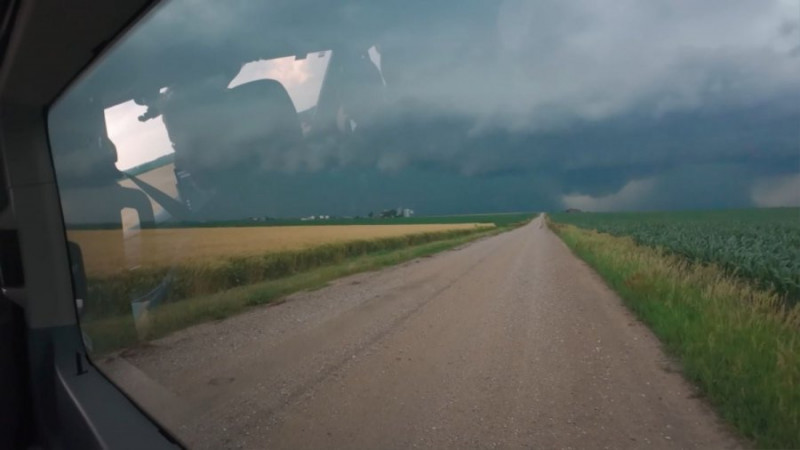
[99,216,744,449]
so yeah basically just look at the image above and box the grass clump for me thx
[548,220,800,449]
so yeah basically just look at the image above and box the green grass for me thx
[84,227,519,320]
[548,220,800,449]
[158,212,534,229]
[69,212,535,230]
[83,221,528,354]
[550,208,800,303]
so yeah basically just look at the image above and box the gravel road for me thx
[101,216,743,449]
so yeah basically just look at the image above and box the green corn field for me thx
[550,208,800,304]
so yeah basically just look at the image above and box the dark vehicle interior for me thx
[2,2,179,447]
[0,0,393,447]
[0,0,496,447]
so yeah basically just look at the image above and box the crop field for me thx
[549,222,800,448]
[69,223,494,277]
[550,208,800,303]
[130,212,535,230]
[72,216,539,323]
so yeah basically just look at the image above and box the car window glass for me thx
[46,0,800,447]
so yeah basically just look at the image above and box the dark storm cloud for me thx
[63,0,800,215]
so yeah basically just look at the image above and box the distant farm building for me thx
[380,207,415,218]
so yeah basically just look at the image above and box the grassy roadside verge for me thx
[87,227,497,318]
[547,220,800,449]
[84,223,524,354]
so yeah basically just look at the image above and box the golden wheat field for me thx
[68,223,493,276]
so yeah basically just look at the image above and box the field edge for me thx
[84,219,531,355]
[546,218,800,449]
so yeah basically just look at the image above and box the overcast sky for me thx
[58,0,800,217]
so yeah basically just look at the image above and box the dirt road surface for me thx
[101,216,743,449]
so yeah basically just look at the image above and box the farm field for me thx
[79,218,531,353]
[69,223,494,277]
[550,208,800,304]
[548,221,799,448]
[76,216,535,323]
[139,212,536,229]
